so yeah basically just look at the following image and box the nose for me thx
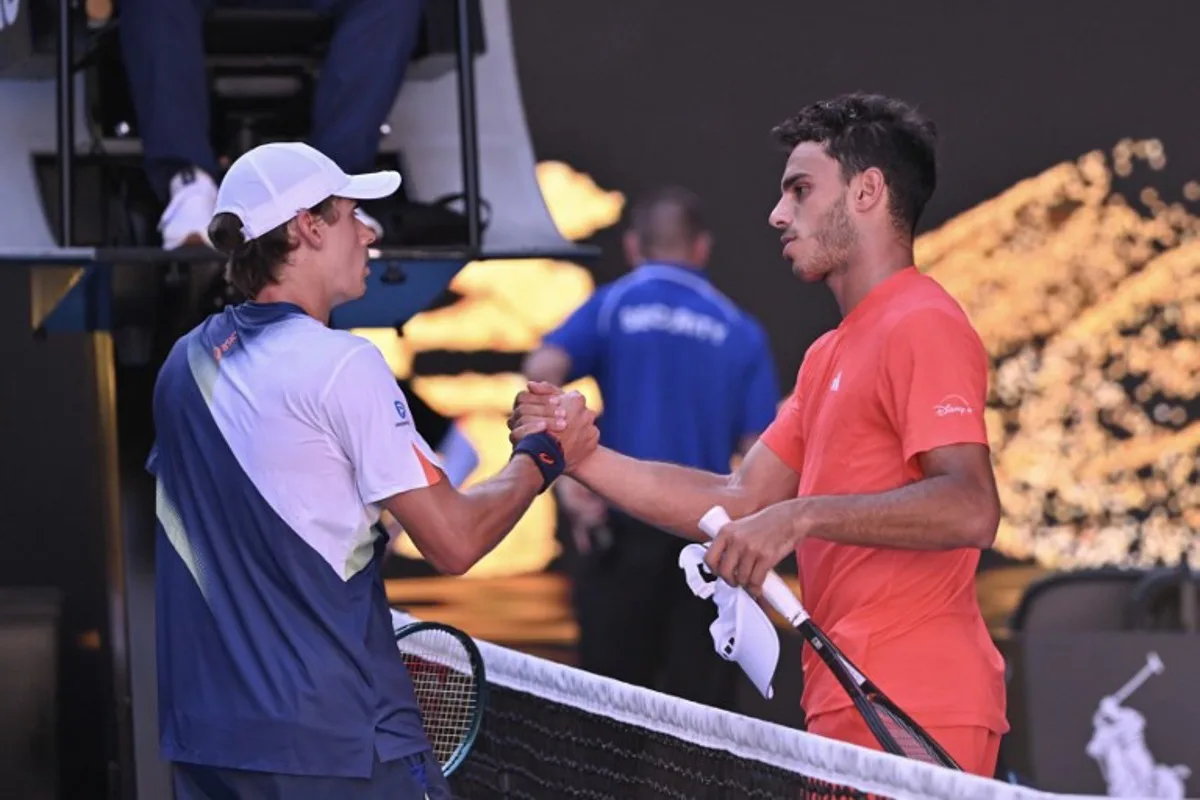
[768,196,789,230]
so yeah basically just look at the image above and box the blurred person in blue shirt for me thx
[523,186,779,709]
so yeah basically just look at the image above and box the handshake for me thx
[506,381,601,474]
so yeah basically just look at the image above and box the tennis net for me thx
[391,611,1100,800]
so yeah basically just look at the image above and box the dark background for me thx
[509,0,1200,383]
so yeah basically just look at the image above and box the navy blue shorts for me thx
[172,750,452,799]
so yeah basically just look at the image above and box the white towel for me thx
[678,543,780,700]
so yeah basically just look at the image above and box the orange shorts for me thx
[807,706,1001,779]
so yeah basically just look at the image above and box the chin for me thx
[791,262,828,283]
[339,283,368,304]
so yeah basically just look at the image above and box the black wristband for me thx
[511,432,566,493]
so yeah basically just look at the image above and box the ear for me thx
[690,231,714,267]
[622,230,643,266]
[851,167,887,214]
[292,209,325,249]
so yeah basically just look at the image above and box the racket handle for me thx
[697,506,733,540]
[762,573,809,626]
[698,506,809,626]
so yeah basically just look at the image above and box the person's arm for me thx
[522,292,611,542]
[575,326,794,537]
[705,444,998,593]
[568,438,799,541]
[389,394,595,574]
[381,458,544,575]
[798,445,998,549]
[521,288,608,386]
[327,344,596,575]
[509,357,806,542]
[703,309,1001,592]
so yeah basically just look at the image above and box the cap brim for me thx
[728,590,780,699]
[339,170,402,201]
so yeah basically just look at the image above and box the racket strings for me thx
[869,698,949,767]
[398,629,481,765]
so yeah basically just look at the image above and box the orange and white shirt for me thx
[761,267,1008,735]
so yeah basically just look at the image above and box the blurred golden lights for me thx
[918,139,1199,569]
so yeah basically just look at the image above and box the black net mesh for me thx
[451,684,871,800]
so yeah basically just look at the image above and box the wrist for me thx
[509,452,548,495]
[511,431,566,493]
[568,446,605,482]
[788,496,820,544]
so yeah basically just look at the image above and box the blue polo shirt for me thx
[544,262,779,472]
[146,301,443,777]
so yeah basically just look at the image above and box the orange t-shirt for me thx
[761,267,1008,735]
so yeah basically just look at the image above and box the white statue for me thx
[1085,652,1191,798]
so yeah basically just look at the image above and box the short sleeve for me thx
[322,344,443,505]
[759,367,806,474]
[880,309,990,465]
[740,322,781,438]
[541,288,609,382]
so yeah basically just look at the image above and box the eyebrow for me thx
[781,171,811,193]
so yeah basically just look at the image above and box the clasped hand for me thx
[507,381,598,472]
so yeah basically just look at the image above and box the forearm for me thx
[396,456,544,575]
[571,447,756,541]
[452,456,544,567]
[797,475,998,550]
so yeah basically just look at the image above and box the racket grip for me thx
[697,506,734,539]
[762,572,808,625]
[698,506,809,626]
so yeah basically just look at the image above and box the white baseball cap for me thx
[678,543,781,700]
[213,142,401,241]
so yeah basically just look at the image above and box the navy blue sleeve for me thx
[739,319,780,438]
[541,287,609,382]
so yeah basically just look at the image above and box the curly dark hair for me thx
[771,93,938,236]
[208,197,340,298]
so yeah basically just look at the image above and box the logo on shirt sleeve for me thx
[394,400,410,426]
[933,394,974,417]
[211,331,239,362]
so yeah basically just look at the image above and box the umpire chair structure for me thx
[0,1,596,797]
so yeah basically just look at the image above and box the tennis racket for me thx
[394,620,488,776]
[698,506,961,770]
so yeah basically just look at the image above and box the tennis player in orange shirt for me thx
[508,92,1008,777]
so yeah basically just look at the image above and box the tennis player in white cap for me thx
[147,142,597,799]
